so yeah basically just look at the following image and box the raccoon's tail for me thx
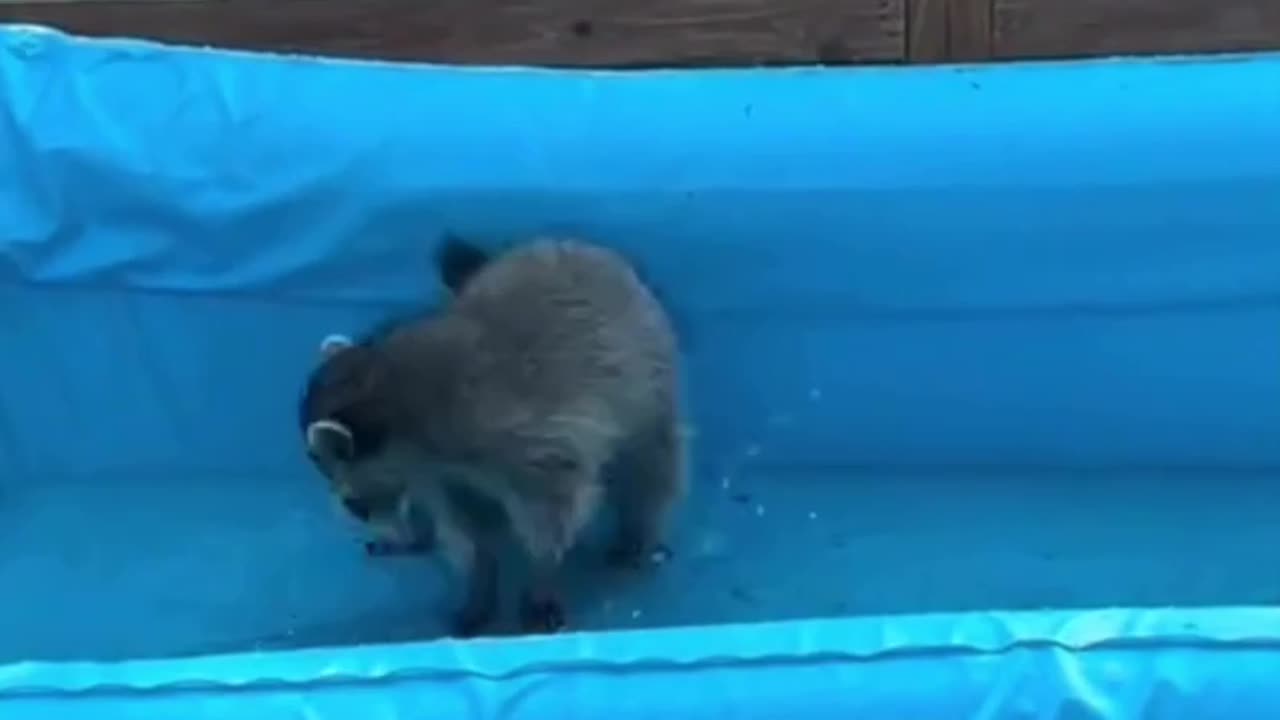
[435,234,492,295]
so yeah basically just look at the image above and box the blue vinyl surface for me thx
[3,24,1280,719]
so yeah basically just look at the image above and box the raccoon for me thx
[434,233,492,295]
[299,237,686,636]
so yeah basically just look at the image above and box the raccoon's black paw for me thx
[364,541,398,556]
[519,593,566,635]
[607,541,672,569]
[364,539,432,557]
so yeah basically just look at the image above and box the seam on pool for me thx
[3,635,1279,699]
[2,276,1278,322]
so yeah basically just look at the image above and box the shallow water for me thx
[4,466,1276,662]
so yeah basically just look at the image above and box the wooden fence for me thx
[1,0,1278,66]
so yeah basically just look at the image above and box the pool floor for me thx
[3,467,1277,662]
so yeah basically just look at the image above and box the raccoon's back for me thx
[451,238,676,422]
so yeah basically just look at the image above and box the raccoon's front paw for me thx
[364,539,431,557]
[363,540,400,556]
[519,592,566,635]
[607,540,673,569]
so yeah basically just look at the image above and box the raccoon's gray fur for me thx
[300,237,685,636]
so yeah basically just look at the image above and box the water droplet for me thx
[755,504,766,517]
[697,531,727,558]
[745,444,761,457]
[720,476,732,489]
[631,609,643,619]
[808,388,823,400]
[809,511,818,520]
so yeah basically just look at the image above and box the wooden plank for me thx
[906,0,949,63]
[0,0,199,4]
[0,0,906,67]
[906,0,991,63]
[994,0,1280,60]
[946,0,991,61]
[0,0,198,4]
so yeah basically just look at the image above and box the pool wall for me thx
[3,25,1280,718]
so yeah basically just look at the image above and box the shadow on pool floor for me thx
[2,467,1278,662]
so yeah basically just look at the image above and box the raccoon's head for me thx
[300,334,419,544]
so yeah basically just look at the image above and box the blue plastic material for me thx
[4,607,1280,719]
[3,24,1280,719]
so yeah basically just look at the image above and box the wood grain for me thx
[995,0,1280,59]
[906,0,948,62]
[7,0,1275,66]
[947,0,991,61]
[0,0,198,5]
[0,0,906,67]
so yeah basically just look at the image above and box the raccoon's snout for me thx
[341,496,372,522]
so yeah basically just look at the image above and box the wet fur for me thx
[300,237,685,636]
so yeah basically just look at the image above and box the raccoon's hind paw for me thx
[519,592,567,635]
[452,607,495,638]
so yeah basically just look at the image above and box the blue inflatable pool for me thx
[3,25,1280,718]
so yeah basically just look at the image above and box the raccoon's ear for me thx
[307,419,355,461]
[435,235,491,295]
[319,334,355,359]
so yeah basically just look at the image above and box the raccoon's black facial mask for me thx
[335,486,403,524]
[340,494,371,521]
